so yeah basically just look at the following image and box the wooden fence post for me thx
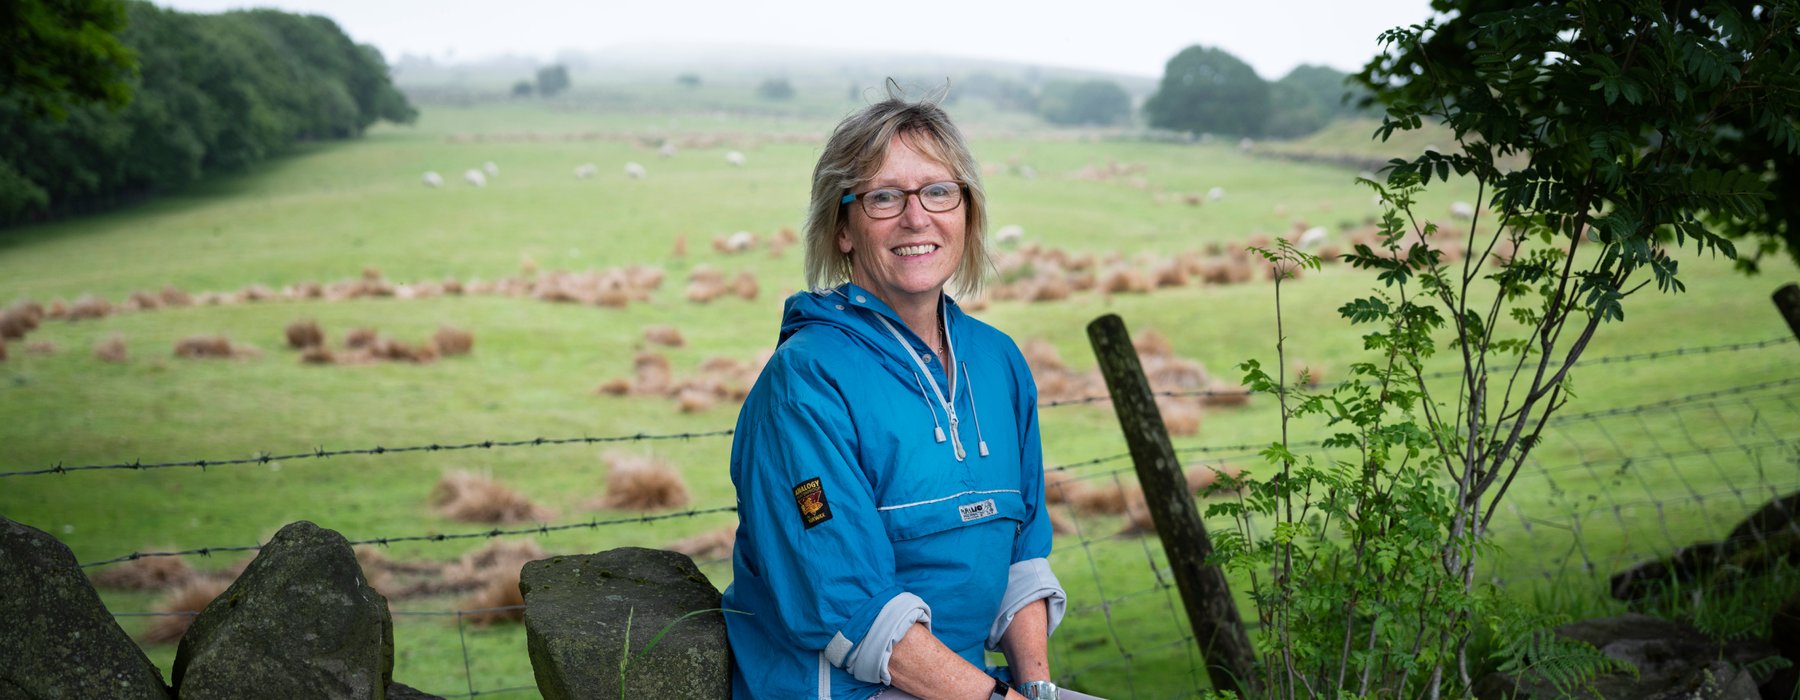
[1775,283,1800,343]
[1086,313,1258,696]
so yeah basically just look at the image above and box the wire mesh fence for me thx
[29,332,1798,698]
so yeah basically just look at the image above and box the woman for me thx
[723,90,1093,700]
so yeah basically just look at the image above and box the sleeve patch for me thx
[793,477,833,529]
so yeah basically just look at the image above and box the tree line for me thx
[0,0,416,227]
[942,48,1368,136]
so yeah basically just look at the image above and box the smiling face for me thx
[837,132,966,317]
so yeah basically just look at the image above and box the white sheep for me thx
[422,171,444,188]
[624,162,647,180]
[483,161,499,176]
[464,169,487,187]
[574,163,598,179]
[725,151,746,167]
[659,143,678,158]
[1238,137,1255,151]
[995,224,1025,243]
[1297,226,1330,250]
[725,231,756,252]
[1450,201,1477,220]
[1207,186,1225,202]
[1017,165,1036,179]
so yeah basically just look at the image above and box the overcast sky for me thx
[154,0,1439,80]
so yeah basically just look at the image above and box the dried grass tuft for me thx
[1132,327,1174,358]
[665,526,736,561]
[644,325,686,348]
[433,326,474,356]
[91,554,194,590]
[93,335,128,363]
[139,577,231,645]
[1199,382,1252,408]
[590,452,691,511]
[730,271,759,301]
[430,471,554,524]
[286,320,324,349]
[68,295,113,321]
[460,567,526,625]
[595,378,631,395]
[345,327,379,350]
[300,345,336,364]
[174,335,234,359]
[1158,397,1201,436]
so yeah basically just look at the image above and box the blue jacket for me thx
[723,284,1066,699]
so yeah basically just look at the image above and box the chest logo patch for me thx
[793,477,833,529]
[959,498,998,523]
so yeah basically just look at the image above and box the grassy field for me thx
[2,101,1797,698]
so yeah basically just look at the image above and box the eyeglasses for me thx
[840,181,966,219]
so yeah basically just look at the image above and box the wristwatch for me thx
[989,678,1013,700]
[1019,680,1061,700]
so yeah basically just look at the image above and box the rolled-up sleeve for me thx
[733,346,929,684]
[987,352,1067,648]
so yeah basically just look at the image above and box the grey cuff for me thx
[985,558,1067,650]
[832,591,933,685]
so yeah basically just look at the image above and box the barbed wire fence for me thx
[10,334,1795,698]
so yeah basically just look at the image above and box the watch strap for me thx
[989,677,1012,700]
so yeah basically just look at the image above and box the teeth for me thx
[894,244,937,256]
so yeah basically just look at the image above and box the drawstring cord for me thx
[912,371,947,443]
[960,361,990,457]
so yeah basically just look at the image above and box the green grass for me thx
[3,102,1797,698]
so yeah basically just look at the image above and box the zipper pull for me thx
[934,426,946,443]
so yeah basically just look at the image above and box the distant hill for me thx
[392,42,1159,101]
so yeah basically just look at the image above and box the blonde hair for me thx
[803,83,990,297]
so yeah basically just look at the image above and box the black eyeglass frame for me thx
[839,181,968,220]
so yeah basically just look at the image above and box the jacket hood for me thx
[777,283,986,463]
[779,283,958,348]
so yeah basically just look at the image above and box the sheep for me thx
[483,161,499,176]
[422,171,444,188]
[1297,226,1330,250]
[624,162,647,180]
[1450,201,1477,220]
[1207,186,1226,202]
[725,151,746,167]
[463,169,487,187]
[574,163,598,179]
[658,143,678,158]
[725,231,757,253]
[995,225,1025,244]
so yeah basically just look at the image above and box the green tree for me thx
[0,0,137,120]
[756,77,794,100]
[1143,45,1268,136]
[1212,1,1800,696]
[1265,64,1369,139]
[676,73,701,88]
[1036,79,1130,126]
[1360,2,1800,271]
[511,80,534,98]
[0,1,416,226]
[535,64,569,97]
